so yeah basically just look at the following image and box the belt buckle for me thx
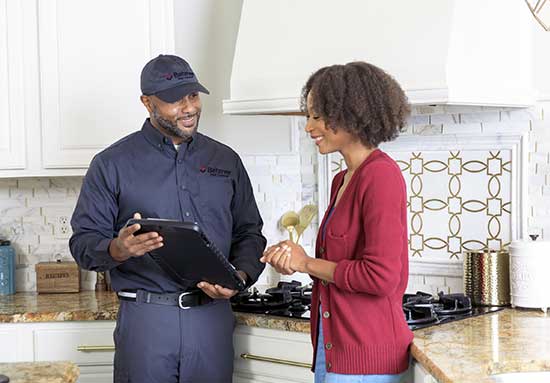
[178,291,194,310]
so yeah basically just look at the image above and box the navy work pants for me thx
[113,293,235,383]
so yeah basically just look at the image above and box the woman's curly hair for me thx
[300,62,410,148]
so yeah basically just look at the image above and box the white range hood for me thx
[224,0,535,115]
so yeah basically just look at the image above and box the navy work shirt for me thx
[69,119,267,293]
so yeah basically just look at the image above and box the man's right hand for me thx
[108,213,164,262]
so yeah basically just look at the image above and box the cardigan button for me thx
[320,280,328,286]
[325,342,332,350]
[323,311,330,319]
[327,362,332,370]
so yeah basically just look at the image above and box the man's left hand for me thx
[197,270,247,299]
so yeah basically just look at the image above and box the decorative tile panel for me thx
[319,132,527,266]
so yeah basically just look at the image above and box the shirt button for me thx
[323,311,330,319]
[319,247,325,254]
[185,212,190,217]
[178,159,183,164]
[180,185,186,190]
[321,280,328,286]
[327,362,332,370]
[325,342,332,350]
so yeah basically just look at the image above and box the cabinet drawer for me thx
[233,326,313,383]
[34,322,116,365]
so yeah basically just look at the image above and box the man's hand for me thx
[108,212,164,262]
[197,271,247,299]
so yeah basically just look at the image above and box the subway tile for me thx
[443,122,482,135]
[27,198,77,208]
[413,124,443,135]
[431,114,459,125]
[9,187,33,199]
[460,112,500,124]
[50,177,83,190]
[18,178,50,189]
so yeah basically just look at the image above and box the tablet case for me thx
[126,218,246,291]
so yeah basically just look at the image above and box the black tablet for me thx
[126,218,246,291]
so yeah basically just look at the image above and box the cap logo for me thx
[161,71,194,81]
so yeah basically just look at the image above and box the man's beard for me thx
[152,106,199,142]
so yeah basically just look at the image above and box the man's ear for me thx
[140,95,153,114]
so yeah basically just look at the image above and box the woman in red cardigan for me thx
[261,62,413,383]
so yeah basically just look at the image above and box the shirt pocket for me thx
[325,231,349,261]
[198,176,234,217]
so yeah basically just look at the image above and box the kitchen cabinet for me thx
[413,361,438,383]
[0,0,174,178]
[233,325,313,383]
[0,321,116,383]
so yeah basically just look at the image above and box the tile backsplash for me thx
[1,101,549,293]
[0,177,85,291]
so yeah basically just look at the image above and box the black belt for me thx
[117,290,213,309]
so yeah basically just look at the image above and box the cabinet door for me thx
[78,365,113,383]
[0,330,18,362]
[233,326,313,383]
[0,0,26,170]
[38,0,174,169]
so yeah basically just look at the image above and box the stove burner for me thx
[435,292,472,315]
[402,291,487,330]
[231,281,312,317]
[232,284,502,330]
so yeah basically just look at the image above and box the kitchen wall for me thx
[1,101,549,292]
[0,125,318,291]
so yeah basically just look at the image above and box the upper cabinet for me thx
[0,0,26,171]
[224,0,536,115]
[0,0,175,177]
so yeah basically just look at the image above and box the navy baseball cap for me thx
[140,54,209,103]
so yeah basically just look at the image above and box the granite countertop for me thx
[0,291,309,331]
[0,361,78,383]
[411,308,550,382]
[3,292,550,383]
[0,291,119,322]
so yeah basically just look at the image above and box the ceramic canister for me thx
[0,240,16,295]
[509,238,550,313]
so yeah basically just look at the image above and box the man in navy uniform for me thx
[70,54,266,383]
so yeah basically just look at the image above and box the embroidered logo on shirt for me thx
[202,166,231,177]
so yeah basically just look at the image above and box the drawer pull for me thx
[77,345,115,352]
[240,353,311,369]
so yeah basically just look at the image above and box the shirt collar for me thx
[141,118,199,152]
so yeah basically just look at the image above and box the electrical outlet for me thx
[54,215,71,238]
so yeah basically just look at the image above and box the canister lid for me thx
[0,240,10,246]
[509,238,550,251]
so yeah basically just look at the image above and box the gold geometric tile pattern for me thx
[328,150,512,260]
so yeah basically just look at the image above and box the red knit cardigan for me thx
[310,149,413,375]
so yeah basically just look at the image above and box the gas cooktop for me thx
[231,281,504,330]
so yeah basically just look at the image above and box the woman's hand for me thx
[260,240,310,274]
